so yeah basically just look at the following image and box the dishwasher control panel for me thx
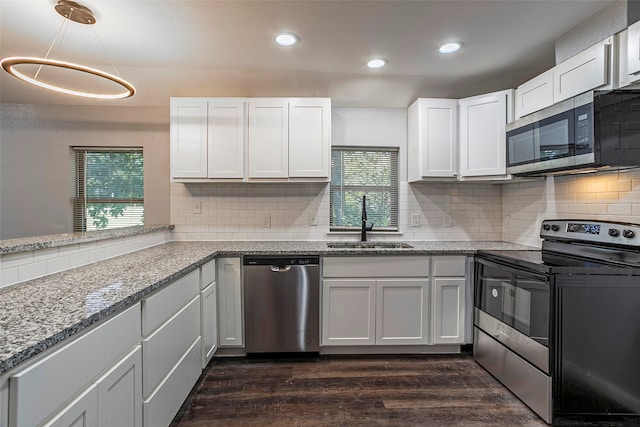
[244,256,319,266]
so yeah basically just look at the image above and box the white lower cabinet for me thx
[376,280,429,345]
[142,338,201,427]
[217,257,243,347]
[8,304,142,427]
[4,260,224,427]
[432,256,467,345]
[201,282,218,368]
[322,257,431,347]
[43,384,98,427]
[95,346,142,427]
[322,279,376,345]
[322,255,467,350]
[141,271,202,427]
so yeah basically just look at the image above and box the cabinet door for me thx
[432,278,465,344]
[553,39,610,103]
[288,98,331,178]
[207,99,245,178]
[322,279,376,346]
[170,98,208,178]
[515,69,553,118]
[408,98,458,180]
[628,21,640,81]
[201,282,218,368]
[217,258,243,347]
[376,280,429,345]
[459,91,510,177]
[42,384,98,427]
[248,99,289,178]
[96,345,142,427]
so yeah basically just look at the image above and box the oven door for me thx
[474,256,551,373]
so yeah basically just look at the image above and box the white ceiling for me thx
[0,0,612,108]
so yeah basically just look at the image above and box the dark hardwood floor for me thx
[171,353,546,426]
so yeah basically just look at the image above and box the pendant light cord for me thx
[91,25,121,78]
[34,11,70,80]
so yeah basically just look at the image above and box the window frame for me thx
[329,146,399,232]
[72,147,144,232]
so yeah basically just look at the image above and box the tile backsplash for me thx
[170,181,503,241]
[172,169,640,246]
[503,169,640,247]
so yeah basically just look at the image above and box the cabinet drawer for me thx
[142,296,201,398]
[433,256,466,277]
[201,259,216,289]
[323,256,429,278]
[143,338,202,427]
[9,304,141,427]
[142,269,199,336]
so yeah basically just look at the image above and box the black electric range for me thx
[474,219,640,425]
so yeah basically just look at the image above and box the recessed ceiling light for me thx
[438,41,463,54]
[274,33,300,47]
[367,58,387,69]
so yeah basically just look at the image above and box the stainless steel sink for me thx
[327,242,414,249]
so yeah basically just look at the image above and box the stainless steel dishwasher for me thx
[243,256,320,354]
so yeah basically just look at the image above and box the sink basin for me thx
[327,242,414,249]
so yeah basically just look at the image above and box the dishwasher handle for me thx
[270,265,292,272]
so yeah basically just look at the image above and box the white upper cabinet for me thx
[207,99,245,179]
[408,98,458,181]
[171,97,330,182]
[170,98,208,178]
[515,36,614,118]
[628,21,640,76]
[248,99,289,179]
[170,98,244,180]
[458,90,513,179]
[553,37,612,103]
[619,23,640,86]
[288,98,331,178]
[514,69,554,119]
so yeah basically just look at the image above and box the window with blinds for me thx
[72,148,144,232]
[330,147,399,231]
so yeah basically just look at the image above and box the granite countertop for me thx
[0,225,174,255]
[0,239,536,376]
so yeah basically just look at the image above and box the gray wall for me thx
[0,104,170,239]
[555,0,627,63]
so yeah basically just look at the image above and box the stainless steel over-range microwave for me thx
[506,90,640,176]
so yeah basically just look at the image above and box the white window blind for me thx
[72,148,144,232]
[330,147,399,231]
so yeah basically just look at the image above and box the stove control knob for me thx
[609,228,620,237]
[542,224,551,231]
[623,229,635,239]
[551,224,560,232]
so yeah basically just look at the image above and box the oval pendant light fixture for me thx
[0,0,135,99]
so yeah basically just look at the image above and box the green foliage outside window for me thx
[74,150,144,231]
[330,148,398,230]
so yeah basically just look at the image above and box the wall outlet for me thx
[443,213,452,227]
[504,214,511,228]
[261,213,271,228]
[411,213,420,227]
[193,201,202,215]
[309,213,318,226]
